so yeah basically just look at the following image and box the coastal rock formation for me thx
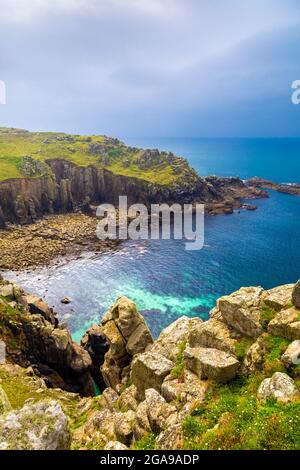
[0,278,300,450]
[0,400,71,450]
[292,280,300,308]
[257,372,300,403]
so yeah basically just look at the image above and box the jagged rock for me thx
[189,318,237,355]
[84,408,115,440]
[104,441,129,450]
[0,400,71,450]
[257,372,300,403]
[217,287,264,338]
[281,341,300,368]
[161,369,209,404]
[0,385,11,414]
[292,280,300,308]
[156,424,184,450]
[263,284,294,311]
[22,294,57,325]
[145,389,177,434]
[118,385,138,412]
[101,320,127,361]
[184,347,239,382]
[114,410,136,445]
[131,352,174,400]
[150,316,203,361]
[126,323,153,356]
[242,336,266,375]
[268,307,300,340]
[102,387,119,411]
[101,350,124,391]
[133,400,151,441]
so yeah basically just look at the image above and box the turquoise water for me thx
[7,138,300,340]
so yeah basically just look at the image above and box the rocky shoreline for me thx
[0,276,299,450]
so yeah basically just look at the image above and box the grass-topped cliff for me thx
[0,127,196,186]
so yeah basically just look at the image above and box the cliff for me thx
[0,128,266,227]
[0,277,300,450]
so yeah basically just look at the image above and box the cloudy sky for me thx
[0,0,300,137]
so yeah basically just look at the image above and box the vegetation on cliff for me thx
[0,127,196,186]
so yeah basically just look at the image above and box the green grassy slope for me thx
[0,128,196,185]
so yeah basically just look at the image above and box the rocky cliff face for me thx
[2,279,299,450]
[0,158,266,227]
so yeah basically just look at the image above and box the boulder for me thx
[281,340,300,368]
[84,408,116,440]
[0,283,14,300]
[145,388,177,434]
[22,294,57,325]
[150,316,203,361]
[242,336,266,375]
[104,441,129,450]
[257,372,300,403]
[126,323,153,356]
[156,424,184,450]
[161,369,209,404]
[0,385,11,414]
[133,400,151,441]
[268,307,300,340]
[130,352,174,400]
[292,280,300,308]
[118,385,138,412]
[0,400,71,450]
[217,287,264,338]
[189,318,237,355]
[102,387,119,411]
[114,410,136,446]
[263,284,294,311]
[184,347,239,382]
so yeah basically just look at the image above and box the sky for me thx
[0,0,300,137]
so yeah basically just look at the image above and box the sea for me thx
[6,138,300,341]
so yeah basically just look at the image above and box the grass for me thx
[182,374,300,450]
[262,334,290,375]
[260,306,277,329]
[0,127,193,185]
[133,433,156,450]
[234,336,254,360]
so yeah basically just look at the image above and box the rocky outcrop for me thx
[188,318,237,355]
[281,340,300,368]
[268,307,300,340]
[292,280,300,308]
[0,400,71,450]
[257,372,300,403]
[184,347,239,382]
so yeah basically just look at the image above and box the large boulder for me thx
[263,284,294,312]
[130,352,174,400]
[150,316,203,361]
[281,340,300,368]
[292,280,300,308]
[0,400,71,450]
[114,410,136,446]
[257,372,300,403]
[217,287,264,338]
[117,385,138,412]
[144,389,177,434]
[155,424,184,450]
[161,369,209,404]
[268,307,300,340]
[100,297,153,391]
[133,400,152,441]
[184,347,239,382]
[189,318,237,355]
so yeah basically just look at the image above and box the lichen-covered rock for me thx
[242,336,266,375]
[263,284,294,311]
[114,410,136,446]
[155,424,184,450]
[184,347,239,382]
[257,372,300,403]
[217,287,264,338]
[126,323,153,356]
[0,283,14,300]
[104,441,129,450]
[0,385,11,414]
[161,369,210,404]
[84,408,116,440]
[130,352,174,400]
[144,388,177,434]
[281,340,300,368]
[189,318,237,355]
[268,307,300,340]
[292,280,300,308]
[118,385,138,412]
[102,387,119,411]
[150,316,203,361]
[0,400,71,450]
[133,400,151,441]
